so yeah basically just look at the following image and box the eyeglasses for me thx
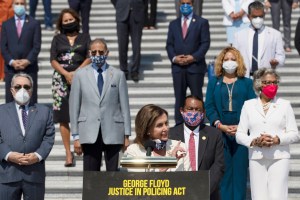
[261,80,279,85]
[13,84,31,91]
[90,50,107,56]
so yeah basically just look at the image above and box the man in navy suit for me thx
[111,0,146,82]
[1,0,41,105]
[0,73,55,200]
[166,0,210,125]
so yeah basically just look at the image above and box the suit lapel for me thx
[198,125,208,168]
[265,98,279,118]
[9,18,19,39]
[86,66,100,98]
[19,15,29,40]
[25,105,38,135]
[100,65,114,102]
[175,18,184,41]
[215,77,223,113]
[185,15,196,40]
[7,102,23,135]
[254,97,265,118]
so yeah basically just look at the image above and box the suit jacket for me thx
[205,76,256,126]
[236,98,300,159]
[166,14,210,74]
[0,102,55,184]
[233,26,285,77]
[1,15,41,73]
[111,0,145,23]
[69,64,131,145]
[222,0,253,26]
[169,124,225,200]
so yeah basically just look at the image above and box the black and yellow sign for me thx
[83,171,209,200]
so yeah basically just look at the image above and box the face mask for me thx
[180,4,193,16]
[14,5,26,16]
[251,17,264,30]
[90,55,107,66]
[14,88,30,105]
[261,84,278,99]
[181,111,204,127]
[62,21,79,34]
[153,139,167,150]
[222,60,238,74]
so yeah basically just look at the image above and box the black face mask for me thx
[61,21,79,34]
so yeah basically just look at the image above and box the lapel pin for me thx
[192,18,196,22]
[202,136,206,140]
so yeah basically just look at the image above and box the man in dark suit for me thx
[166,0,210,125]
[111,0,145,82]
[1,0,41,105]
[169,95,224,200]
[0,73,55,200]
[70,39,131,171]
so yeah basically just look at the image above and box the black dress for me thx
[50,33,90,123]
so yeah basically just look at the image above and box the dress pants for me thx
[81,128,122,171]
[116,11,143,75]
[68,0,92,34]
[29,0,53,28]
[249,159,289,200]
[144,0,157,27]
[270,0,292,48]
[0,180,45,200]
[5,72,38,104]
[220,134,248,200]
[172,70,204,125]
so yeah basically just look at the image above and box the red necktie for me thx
[17,18,22,38]
[182,17,188,39]
[189,132,196,171]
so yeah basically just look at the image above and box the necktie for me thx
[17,18,22,38]
[97,68,104,96]
[182,17,188,39]
[20,105,28,129]
[189,132,196,171]
[252,29,258,73]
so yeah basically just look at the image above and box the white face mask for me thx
[251,17,264,30]
[222,60,238,74]
[14,88,30,105]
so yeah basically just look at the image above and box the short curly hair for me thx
[253,68,280,94]
[214,47,247,77]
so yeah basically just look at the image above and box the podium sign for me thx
[83,171,209,200]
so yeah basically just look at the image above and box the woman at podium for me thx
[124,104,191,171]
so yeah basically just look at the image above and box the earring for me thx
[147,133,150,135]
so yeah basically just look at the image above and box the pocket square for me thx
[111,84,117,87]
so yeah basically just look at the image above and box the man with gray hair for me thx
[0,72,55,200]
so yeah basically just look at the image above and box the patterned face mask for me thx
[181,111,204,127]
[90,55,107,66]
[153,139,167,150]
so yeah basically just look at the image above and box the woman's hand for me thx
[219,124,237,136]
[64,72,74,84]
[171,141,186,159]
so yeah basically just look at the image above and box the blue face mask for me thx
[153,139,167,150]
[90,55,107,66]
[180,3,193,16]
[14,5,26,17]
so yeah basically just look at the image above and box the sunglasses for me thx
[90,50,107,56]
[13,84,31,91]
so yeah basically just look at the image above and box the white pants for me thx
[249,159,289,200]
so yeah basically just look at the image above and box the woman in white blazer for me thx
[222,0,253,44]
[236,68,300,200]
[124,104,191,172]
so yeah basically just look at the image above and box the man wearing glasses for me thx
[70,38,131,172]
[0,72,55,200]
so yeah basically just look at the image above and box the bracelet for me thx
[214,120,220,128]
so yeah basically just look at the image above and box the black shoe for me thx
[64,152,76,167]
[131,73,139,82]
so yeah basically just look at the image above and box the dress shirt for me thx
[183,124,200,169]
[5,102,42,161]
[9,14,26,66]
[247,25,266,68]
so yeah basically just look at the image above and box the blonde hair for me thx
[214,47,247,77]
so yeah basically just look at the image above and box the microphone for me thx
[144,140,156,156]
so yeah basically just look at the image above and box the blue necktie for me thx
[97,68,103,96]
[252,29,258,73]
[20,105,28,129]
